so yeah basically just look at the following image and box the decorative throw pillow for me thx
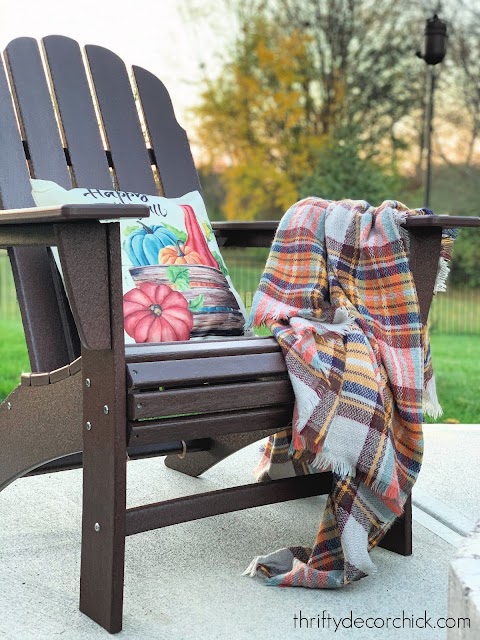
[31,180,247,343]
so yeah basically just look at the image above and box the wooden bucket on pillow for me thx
[129,265,245,337]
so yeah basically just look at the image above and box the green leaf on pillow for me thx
[212,251,229,277]
[166,265,190,291]
[188,294,204,312]
[162,223,187,243]
[123,224,140,236]
[201,220,214,241]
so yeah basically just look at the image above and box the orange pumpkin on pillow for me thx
[159,240,206,265]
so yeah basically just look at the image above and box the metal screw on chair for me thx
[94,523,101,532]
[103,405,109,414]
[85,378,91,388]
[86,421,92,431]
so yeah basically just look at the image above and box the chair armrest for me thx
[0,203,150,225]
[212,216,480,247]
[212,221,278,233]
[403,215,480,228]
[212,221,278,247]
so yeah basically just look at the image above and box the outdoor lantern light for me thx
[422,14,448,65]
[416,13,448,208]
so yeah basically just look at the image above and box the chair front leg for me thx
[80,346,127,633]
[55,221,127,633]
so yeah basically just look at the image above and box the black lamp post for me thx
[416,14,448,208]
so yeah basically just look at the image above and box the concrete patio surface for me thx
[0,424,479,640]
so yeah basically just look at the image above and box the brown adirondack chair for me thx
[0,35,478,634]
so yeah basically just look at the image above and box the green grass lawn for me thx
[426,334,480,424]
[0,317,478,423]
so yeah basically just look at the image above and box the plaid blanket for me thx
[244,197,453,588]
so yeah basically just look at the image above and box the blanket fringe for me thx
[243,556,262,577]
[423,376,443,419]
[242,548,294,579]
[288,372,323,433]
[246,304,355,336]
[311,451,356,478]
[434,257,450,294]
[310,452,400,500]
[307,306,355,337]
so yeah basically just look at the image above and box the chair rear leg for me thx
[0,373,82,492]
[378,495,413,556]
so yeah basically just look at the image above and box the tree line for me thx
[184,0,480,285]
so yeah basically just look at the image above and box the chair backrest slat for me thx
[42,36,112,189]
[0,56,33,209]
[133,66,201,198]
[5,38,71,188]
[0,42,75,371]
[85,45,157,194]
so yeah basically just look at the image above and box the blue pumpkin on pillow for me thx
[124,222,179,266]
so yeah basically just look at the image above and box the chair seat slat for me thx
[49,363,72,384]
[125,336,279,363]
[30,372,52,386]
[128,378,293,420]
[128,405,293,445]
[127,352,287,390]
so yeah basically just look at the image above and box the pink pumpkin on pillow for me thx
[123,282,193,342]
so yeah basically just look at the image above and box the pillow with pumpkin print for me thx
[31,180,247,344]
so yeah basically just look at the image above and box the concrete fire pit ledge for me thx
[449,520,480,639]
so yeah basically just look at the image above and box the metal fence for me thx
[1,248,479,334]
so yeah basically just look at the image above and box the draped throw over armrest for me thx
[0,203,149,224]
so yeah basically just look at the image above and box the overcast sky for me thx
[0,0,233,126]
